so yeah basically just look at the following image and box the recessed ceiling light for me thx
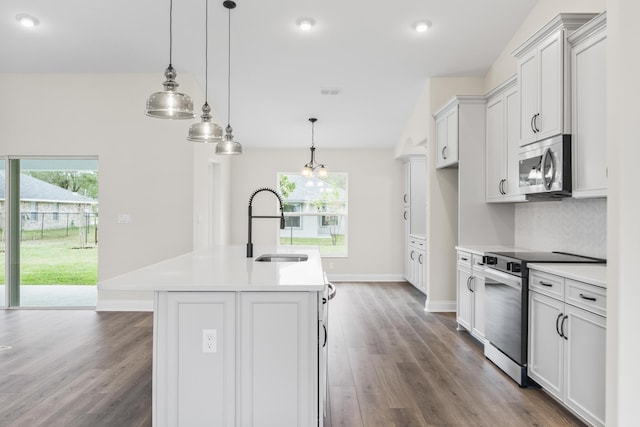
[413,20,431,33]
[16,14,39,28]
[296,18,316,31]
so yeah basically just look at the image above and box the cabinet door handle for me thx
[466,276,472,292]
[441,146,447,160]
[561,315,568,340]
[322,323,328,348]
[499,179,505,195]
[418,254,423,264]
[534,113,541,132]
[530,114,536,133]
[556,313,564,337]
[579,293,597,302]
[470,276,474,292]
[403,211,408,220]
[410,250,415,260]
[539,281,553,287]
[403,194,408,203]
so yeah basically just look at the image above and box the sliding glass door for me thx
[0,160,5,307]
[2,158,98,308]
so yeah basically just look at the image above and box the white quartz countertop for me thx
[98,245,326,292]
[454,245,531,256]
[527,263,607,288]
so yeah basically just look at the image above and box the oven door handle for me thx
[483,267,522,290]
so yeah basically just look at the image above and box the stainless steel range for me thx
[482,251,605,386]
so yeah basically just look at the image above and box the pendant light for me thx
[215,0,243,155]
[187,0,223,142]
[145,0,196,119]
[302,118,327,177]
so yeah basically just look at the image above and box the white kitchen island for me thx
[99,245,328,427]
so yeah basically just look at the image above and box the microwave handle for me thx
[542,147,555,190]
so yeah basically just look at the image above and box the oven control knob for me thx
[483,256,497,265]
[507,262,521,273]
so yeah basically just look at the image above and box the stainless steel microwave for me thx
[518,134,571,197]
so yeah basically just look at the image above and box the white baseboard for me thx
[424,300,456,312]
[96,299,154,312]
[325,274,405,282]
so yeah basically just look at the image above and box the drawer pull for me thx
[461,257,468,261]
[539,281,553,287]
[579,293,597,302]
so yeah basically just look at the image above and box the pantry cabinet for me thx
[402,156,426,293]
[485,77,527,202]
[568,12,607,199]
[513,13,597,147]
[528,268,606,427]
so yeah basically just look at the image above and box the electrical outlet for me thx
[202,329,217,353]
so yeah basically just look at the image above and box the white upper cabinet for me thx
[486,77,527,202]
[513,13,597,147]
[434,96,486,169]
[435,105,459,168]
[569,12,607,198]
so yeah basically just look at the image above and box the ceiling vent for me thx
[320,88,341,96]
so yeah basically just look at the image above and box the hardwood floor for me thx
[0,310,152,427]
[0,282,586,426]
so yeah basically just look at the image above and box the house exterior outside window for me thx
[278,173,348,257]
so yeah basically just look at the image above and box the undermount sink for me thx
[255,253,309,262]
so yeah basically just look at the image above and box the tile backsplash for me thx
[515,198,607,259]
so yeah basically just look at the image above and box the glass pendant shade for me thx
[146,66,195,120]
[188,103,223,142]
[302,165,313,177]
[318,165,328,177]
[215,125,243,155]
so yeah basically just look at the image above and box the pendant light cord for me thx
[227,4,232,127]
[204,0,208,103]
[169,0,173,66]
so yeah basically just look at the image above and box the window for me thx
[29,201,38,221]
[53,203,59,222]
[278,172,348,257]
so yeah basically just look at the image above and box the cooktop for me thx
[487,251,606,264]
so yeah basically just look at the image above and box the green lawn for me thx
[279,236,346,255]
[0,234,97,285]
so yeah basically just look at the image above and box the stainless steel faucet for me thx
[247,188,285,258]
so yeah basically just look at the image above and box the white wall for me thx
[0,73,205,310]
[398,77,486,311]
[606,1,640,424]
[228,148,403,280]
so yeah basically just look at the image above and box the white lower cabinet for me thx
[528,270,605,427]
[456,251,485,341]
[155,291,320,427]
[406,236,426,293]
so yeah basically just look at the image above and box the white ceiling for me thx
[1,0,537,149]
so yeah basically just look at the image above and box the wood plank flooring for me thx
[0,282,586,426]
